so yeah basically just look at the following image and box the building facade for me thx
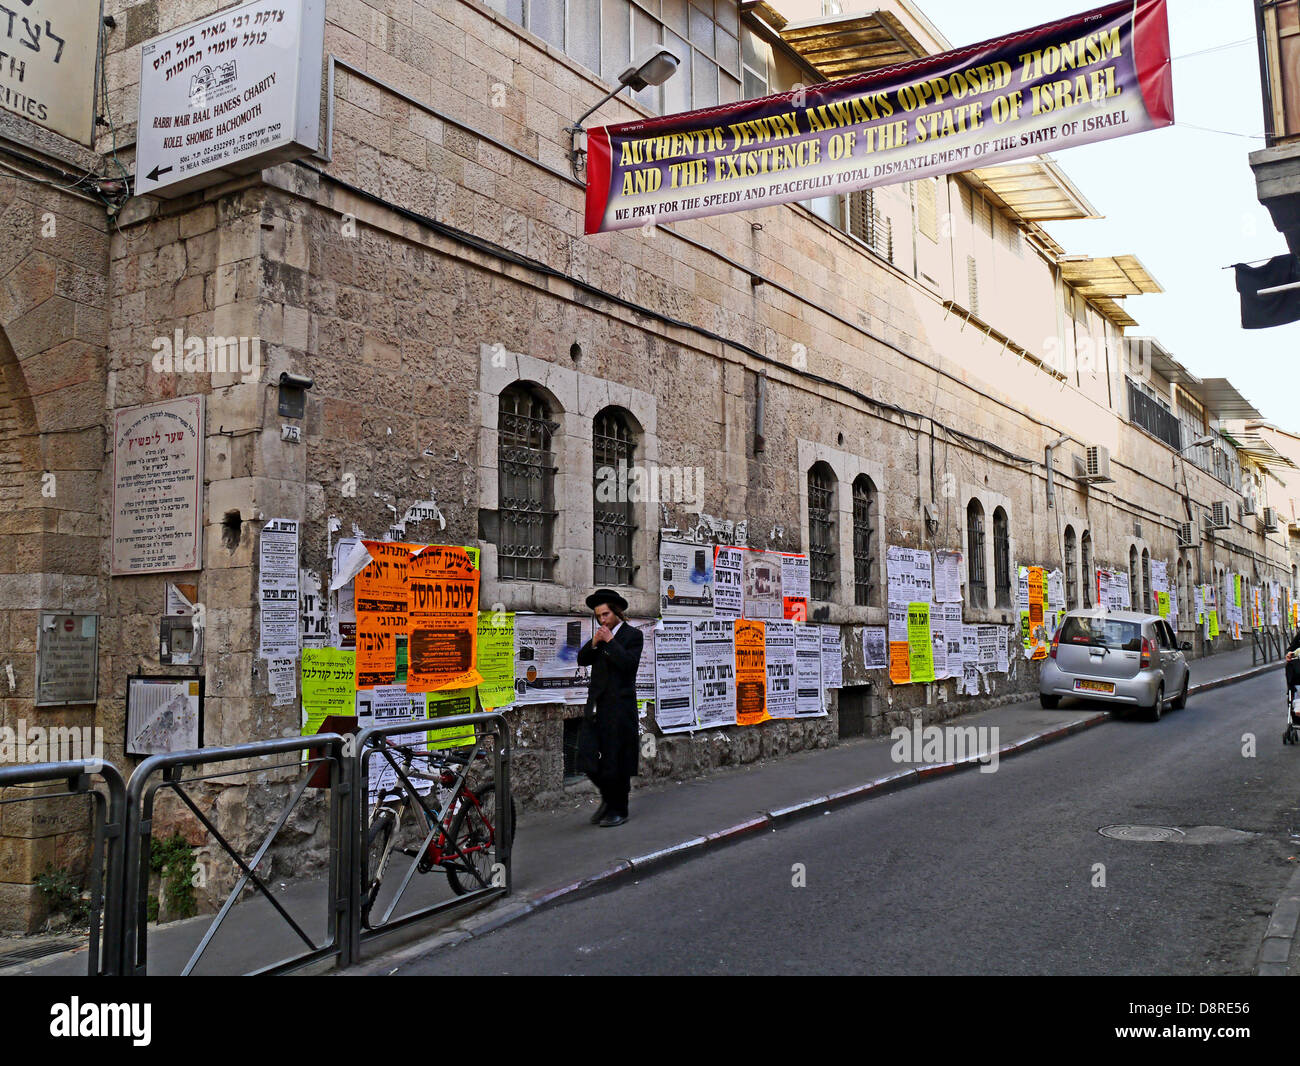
[0,0,1293,930]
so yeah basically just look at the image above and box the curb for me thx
[353,661,1282,973]
[1257,863,1300,977]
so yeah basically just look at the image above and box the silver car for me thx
[1039,610,1191,721]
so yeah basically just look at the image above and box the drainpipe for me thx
[1045,433,1071,511]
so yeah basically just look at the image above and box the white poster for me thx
[912,549,934,602]
[977,625,999,668]
[943,604,963,675]
[934,550,964,603]
[659,540,715,617]
[331,537,359,649]
[514,615,591,704]
[713,546,744,618]
[258,519,300,659]
[267,657,297,706]
[820,625,843,690]
[996,628,1011,674]
[691,619,737,728]
[888,602,909,643]
[862,626,888,670]
[931,623,947,680]
[795,624,825,717]
[632,619,658,706]
[742,550,783,619]
[111,396,205,575]
[887,546,917,604]
[300,568,328,648]
[781,553,811,617]
[654,620,697,732]
[764,620,798,719]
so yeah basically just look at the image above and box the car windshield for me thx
[1059,616,1143,651]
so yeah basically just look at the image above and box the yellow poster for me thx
[1157,591,1169,619]
[426,690,476,749]
[907,602,935,684]
[476,611,516,710]
[300,649,357,736]
[1208,610,1219,638]
[406,544,482,693]
[733,619,769,725]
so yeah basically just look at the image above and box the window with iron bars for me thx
[1064,527,1078,609]
[993,507,1010,608]
[967,501,987,608]
[1126,378,1181,451]
[808,464,836,601]
[593,408,637,587]
[852,476,876,606]
[1142,549,1151,614]
[497,384,558,581]
[1129,547,1140,607]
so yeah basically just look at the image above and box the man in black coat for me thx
[1287,627,1300,704]
[577,589,643,827]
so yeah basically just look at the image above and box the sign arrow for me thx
[146,163,172,183]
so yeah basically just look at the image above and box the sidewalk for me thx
[3,643,1279,976]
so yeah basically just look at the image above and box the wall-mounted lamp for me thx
[567,49,680,180]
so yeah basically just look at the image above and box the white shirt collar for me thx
[608,620,623,636]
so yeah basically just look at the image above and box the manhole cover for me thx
[1099,824,1185,842]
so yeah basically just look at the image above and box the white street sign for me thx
[135,0,324,198]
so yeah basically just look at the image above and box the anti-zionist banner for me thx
[406,544,481,693]
[584,0,1172,233]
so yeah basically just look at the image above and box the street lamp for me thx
[567,48,680,180]
[1179,433,1217,452]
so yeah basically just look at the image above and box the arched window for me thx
[1064,526,1078,610]
[852,475,877,606]
[1176,558,1185,626]
[967,499,987,608]
[498,383,557,581]
[593,407,637,586]
[1129,546,1140,608]
[993,507,1011,608]
[1142,548,1152,614]
[1080,531,1093,608]
[808,463,837,601]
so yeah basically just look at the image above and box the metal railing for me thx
[0,759,126,976]
[122,732,352,976]
[349,712,512,962]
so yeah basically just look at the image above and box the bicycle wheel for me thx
[445,784,514,896]
[361,808,397,926]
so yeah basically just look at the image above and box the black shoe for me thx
[598,813,628,827]
[589,802,608,825]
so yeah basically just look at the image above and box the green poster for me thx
[907,601,935,684]
[426,690,476,749]
[1208,610,1219,638]
[301,649,356,736]
[475,610,515,710]
[1233,575,1241,608]
[1157,591,1169,619]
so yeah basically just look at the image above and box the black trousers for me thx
[589,768,630,817]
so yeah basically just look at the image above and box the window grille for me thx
[1081,532,1093,608]
[1064,527,1078,609]
[808,464,836,601]
[852,476,876,606]
[593,408,636,586]
[968,501,987,608]
[498,385,558,581]
[993,507,1010,608]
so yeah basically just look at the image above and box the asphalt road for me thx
[393,670,1300,975]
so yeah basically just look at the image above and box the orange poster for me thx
[406,544,483,693]
[733,618,769,726]
[355,540,415,689]
[1027,566,1048,661]
[889,642,911,685]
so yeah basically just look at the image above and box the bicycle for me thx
[360,736,515,929]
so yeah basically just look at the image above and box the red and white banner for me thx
[584,0,1171,234]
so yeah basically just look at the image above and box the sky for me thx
[912,0,1297,432]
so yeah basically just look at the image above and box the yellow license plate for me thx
[1074,680,1115,694]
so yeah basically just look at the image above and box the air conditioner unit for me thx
[1240,495,1257,517]
[1264,507,1279,532]
[1211,501,1232,529]
[1082,445,1114,483]
[1176,521,1198,548]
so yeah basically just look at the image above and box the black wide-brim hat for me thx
[586,588,628,612]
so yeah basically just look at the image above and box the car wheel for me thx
[1040,693,1060,709]
[1172,676,1189,711]
[1145,684,1164,723]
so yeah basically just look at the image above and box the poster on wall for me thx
[35,613,99,707]
[111,396,205,575]
[405,544,481,693]
[862,626,888,670]
[654,620,697,732]
[301,648,356,736]
[743,550,784,619]
[258,519,300,659]
[733,619,769,726]
[794,624,825,717]
[780,553,810,620]
[631,619,659,709]
[764,620,799,719]
[820,625,843,690]
[660,540,715,616]
[354,540,411,689]
[513,615,591,704]
[713,546,745,617]
[127,676,204,756]
[692,619,737,728]
[476,611,516,711]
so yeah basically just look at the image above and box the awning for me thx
[1227,429,1298,470]
[1059,255,1164,298]
[966,157,1101,222]
[1126,337,1198,383]
[1194,378,1263,421]
[1093,297,1138,329]
[778,10,927,78]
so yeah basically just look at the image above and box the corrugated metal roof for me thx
[966,157,1101,222]
[1196,378,1263,421]
[1230,429,1298,469]
[778,11,925,78]
[1059,254,1164,298]
[1092,297,1138,329]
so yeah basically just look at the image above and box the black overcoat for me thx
[1288,628,1300,691]
[577,622,644,779]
